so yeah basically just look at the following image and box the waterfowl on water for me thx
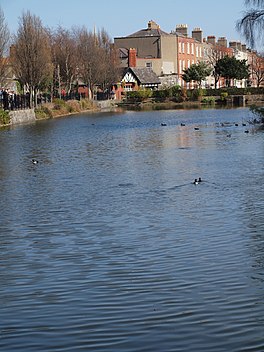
[31,159,38,164]
[161,123,167,126]
[194,127,199,130]
[181,123,185,126]
[198,177,202,183]
[193,179,199,185]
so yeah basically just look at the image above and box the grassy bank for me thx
[35,98,97,120]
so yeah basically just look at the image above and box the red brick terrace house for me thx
[172,25,204,88]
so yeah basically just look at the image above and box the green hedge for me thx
[125,86,263,103]
[0,109,10,125]
[204,87,264,96]
[126,89,152,102]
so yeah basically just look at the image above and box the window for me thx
[187,43,190,54]
[182,42,185,53]
[146,62,152,68]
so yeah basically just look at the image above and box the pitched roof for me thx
[128,67,160,85]
[128,28,169,38]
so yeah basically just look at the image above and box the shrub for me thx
[186,88,205,101]
[65,100,81,113]
[220,92,228,101]
[53,98,66,110]
[35,105,53,119]
[126,89,152,102]
[80,98,94,110]
[152,89,169,101]
[201,97,215,104]
[0,109,10,125]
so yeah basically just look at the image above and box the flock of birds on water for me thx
[31,119,251,187]
[161,121,249,134]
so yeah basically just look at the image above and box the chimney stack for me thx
[217,37,227,47]
[207,36,216,45]
[176,24,188,37]
[192,28,203,42]
[148,20,159,30]
[229,41,242,51]
[128,48,137,67]
[241,44,247,52]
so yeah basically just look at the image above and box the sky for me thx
[0,0,249,46]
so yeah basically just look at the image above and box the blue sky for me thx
[1,0,248,45]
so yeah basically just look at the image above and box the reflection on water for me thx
[1,107,264,351]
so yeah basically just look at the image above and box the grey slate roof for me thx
[128,28,169,38]
[128,67,160,85]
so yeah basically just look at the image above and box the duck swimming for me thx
[193,179,199,185]
[31,159,38,164]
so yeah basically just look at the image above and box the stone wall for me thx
[9,109,36,125]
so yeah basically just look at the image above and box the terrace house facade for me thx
[114,20,263,91]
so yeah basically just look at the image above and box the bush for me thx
[201,97,215,104]
[79,98,94,110]
[65,100,81,113]
[126,89,152,102]
[152,89,169,101]
[52,98,67,110]
[187,88,206,101]
[220,92,228,101]
[0,109,10,125]
[35,106,53,119]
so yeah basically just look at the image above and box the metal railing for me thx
[0,92,31,110]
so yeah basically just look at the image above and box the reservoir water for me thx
[1,107,264,351]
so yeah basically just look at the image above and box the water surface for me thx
[1,107,264,351]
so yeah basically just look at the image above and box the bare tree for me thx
[11,11,53,107]
[50,27,78,97]
[205,47,225,88]
[237,0,264,49]
[0,6,10,88]
[74,26,119,98]
[250,53,264,86]
[96,29,119,92]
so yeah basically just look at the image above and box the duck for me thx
[161,123,167,126]
[31,159,38,164]
[194,127,199,130]
[180,123,185,126]
[198,177,202,183]
[193,178,199,185]
[244,130,249,133]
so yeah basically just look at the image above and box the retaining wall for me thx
[9,109,36,125]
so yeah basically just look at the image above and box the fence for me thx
[0,90,109,111]
[0,92,31,110]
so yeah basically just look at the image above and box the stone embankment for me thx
[9,109,36,125]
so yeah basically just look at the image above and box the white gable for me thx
[122,72,137,83]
